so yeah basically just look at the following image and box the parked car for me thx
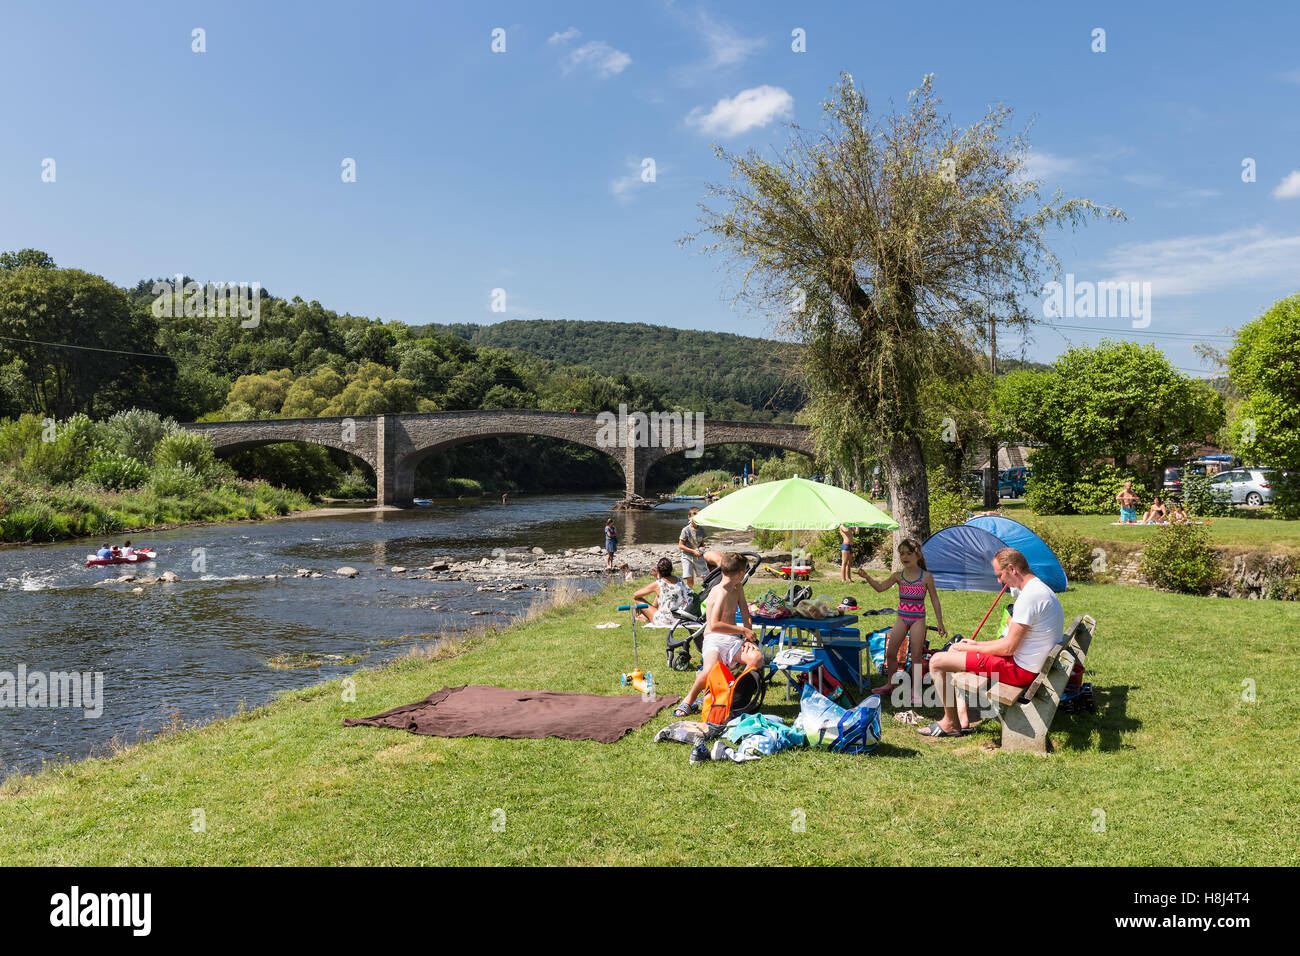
[1207,468,1277,506]
[998,466,1031,498]
[1162,467,1183,497]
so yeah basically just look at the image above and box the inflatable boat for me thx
[85,548,157,567]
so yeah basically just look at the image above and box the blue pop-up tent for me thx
[922,515,1068,592]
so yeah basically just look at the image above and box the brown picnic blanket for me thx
[342,684,681,744]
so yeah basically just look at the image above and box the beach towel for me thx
[343,684,681,744]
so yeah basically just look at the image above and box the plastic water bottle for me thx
[643,672,655,700]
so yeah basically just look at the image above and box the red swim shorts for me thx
[965,651,1037,688]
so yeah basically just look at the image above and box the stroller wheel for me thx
[669,647,693,672]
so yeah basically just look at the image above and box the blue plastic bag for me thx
[830,695,883,754]
[794,682,848,749]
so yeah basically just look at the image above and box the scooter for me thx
[615,602,654,694]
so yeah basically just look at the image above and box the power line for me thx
[0,333,176,361]
[1038,323,1235,342]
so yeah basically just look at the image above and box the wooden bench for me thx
[951,615,1095,755]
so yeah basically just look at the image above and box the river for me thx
[0,493,702,776]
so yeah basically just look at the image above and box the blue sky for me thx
[2,0,1297,376]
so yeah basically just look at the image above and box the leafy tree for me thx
[1225,292,1300,516]
[0,249,57,271]
[225,369,295,415]
[281,366,347,418]
[0,267,161,418]
[999,341,1224,513]
[687,73,1121,545]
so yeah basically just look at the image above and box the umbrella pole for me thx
[970,584,1009,641]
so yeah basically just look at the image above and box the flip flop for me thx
[918,721,964,738]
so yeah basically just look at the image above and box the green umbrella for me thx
[693,476,898,531]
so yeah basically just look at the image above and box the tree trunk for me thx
[885,432,930,566]
[983,438,999,509]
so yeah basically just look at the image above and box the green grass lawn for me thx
[2,580,1298,865]
[999,501,1300,556]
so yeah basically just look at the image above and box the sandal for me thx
[673,701,700,718]
[918,720,965,738]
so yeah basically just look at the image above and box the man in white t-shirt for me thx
[919,547,1065,738]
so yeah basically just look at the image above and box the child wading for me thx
[604,518,618,571]
[857,538,946,706]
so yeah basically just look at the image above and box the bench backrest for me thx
[1016,615,1095,703]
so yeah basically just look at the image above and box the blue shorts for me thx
[841,543,852,552]
[1120,508,1136,522]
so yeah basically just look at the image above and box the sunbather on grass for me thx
[674,552,763,718]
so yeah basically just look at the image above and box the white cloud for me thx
[548,27,580,44]
[563,40,631,78]
[664,7,764,85]
[1272,170,1300,199]
[610,158,662,201]
[1099,227,1300,297]
[1017,150,1082,182]
[1276,67,1300,84]
[686,85,793,137]
[695,11,764,68]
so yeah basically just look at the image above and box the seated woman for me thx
[1141,496,1167,524]
[633,558,690,626]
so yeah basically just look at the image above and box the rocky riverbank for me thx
[91,530,802,589]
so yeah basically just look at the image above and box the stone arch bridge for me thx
[183,410,814,506]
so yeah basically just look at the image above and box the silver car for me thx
[1207,468,1277,506]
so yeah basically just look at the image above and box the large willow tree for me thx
[687,73,1121,547]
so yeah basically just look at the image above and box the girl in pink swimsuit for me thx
[857,538,947,706]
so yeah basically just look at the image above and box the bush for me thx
[0,503,62,541]
[329,468,375,499]
[152,431,220,476]
[1138,523,1222,594]
[674,470,731,496]
[1071,463,1146,515]
[19,413,99,484]
[440,477,483,497]
[86,452,150,491]
[1181,472,1232,518]
[1273,472,1300,520]
[1024,473,1074,515]
[97,408,177,462]
[755,451,815,483]
[1030,521,1097,583]
[148,463,207,499]
[928,469,975,531]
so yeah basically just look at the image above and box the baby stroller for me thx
[665,551,762,672]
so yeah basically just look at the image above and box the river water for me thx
[0,494,701,775]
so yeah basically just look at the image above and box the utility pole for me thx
[983,290,1000,509]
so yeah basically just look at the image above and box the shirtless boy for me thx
[674,552,764,717]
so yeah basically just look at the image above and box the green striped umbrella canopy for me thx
[692,476,898,531]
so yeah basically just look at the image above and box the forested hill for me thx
[436,319,806,420]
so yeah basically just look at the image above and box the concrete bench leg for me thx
[998,697,1055,754]
[998,665,1069,754]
